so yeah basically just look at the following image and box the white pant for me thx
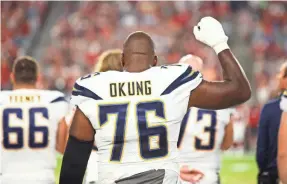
[180,169,219,184]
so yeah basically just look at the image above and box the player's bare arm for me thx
[221,115,234,150]
[59,107,94,184]
[189,17,251,109]
[278,112,287,184]
[56,118,69,154]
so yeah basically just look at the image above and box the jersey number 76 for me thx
[99,101,168,161]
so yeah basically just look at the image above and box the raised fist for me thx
[193,16,229,54]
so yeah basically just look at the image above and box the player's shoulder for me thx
[151,63,193,75]
[74,71,118,87]
[0,90,12,104]
[151,64,202,95]
[71,72,105,106]
[0,90,14,95]
[40,90,66,103]
[216,107,233,120]
[0,90,11,96]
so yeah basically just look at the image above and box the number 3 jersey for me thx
[70,64,203,183]
[177,107,233,171]
[0,89,68,184]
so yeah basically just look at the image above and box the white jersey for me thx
[280,90,287,112]
[70,64,203,183]
[85,150,99,183]
[177,107,233,171]
[64,104,76,126]
[0,89,68,184]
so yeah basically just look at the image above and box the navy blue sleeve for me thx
[256,105,269,172]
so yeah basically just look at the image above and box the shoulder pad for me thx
[160,64,202,95]
[48,90,67,103]
[70,76,102,106]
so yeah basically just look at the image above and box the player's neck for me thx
[124,62,151,73]
[13,83,36,90]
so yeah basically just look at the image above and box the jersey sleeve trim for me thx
[50,96,67,103]
[161,66,200,95]
[72,82,102,101]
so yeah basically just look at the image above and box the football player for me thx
[278,88,287,184]
[0,56,69,184]
[60,16,251,184]
[177,54,234,184]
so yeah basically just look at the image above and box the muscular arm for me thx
[189,50,251,109]
[221,116,234,150]
[59,107,94,184]
[278,112,287,184]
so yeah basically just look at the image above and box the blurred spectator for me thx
[232,104,250,154]
[28,1,285,96]
[1,1,48,89]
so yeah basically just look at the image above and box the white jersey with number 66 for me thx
[0,89,68,184]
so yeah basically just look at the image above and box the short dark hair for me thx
[12,56,38,85]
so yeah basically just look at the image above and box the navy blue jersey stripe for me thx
[161,66,199,95]
[50,96,67,103]
[177,109,191,148]
[72,82,102,100]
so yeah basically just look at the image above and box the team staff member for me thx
[256,63,287,184]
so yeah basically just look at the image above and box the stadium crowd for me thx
[1,1,287,151]
[2,1,48,89]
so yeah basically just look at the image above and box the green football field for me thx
[55,154,257,184]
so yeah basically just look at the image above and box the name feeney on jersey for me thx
[177,107,233,171]
[0,89,68,183]
[280,89,287,112]
[70,64,203,183]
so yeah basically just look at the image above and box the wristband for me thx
[213,42,229,55]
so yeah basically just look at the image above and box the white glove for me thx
[193,16,229,54]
